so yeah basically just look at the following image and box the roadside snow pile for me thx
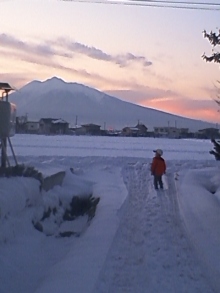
[32,193,100,237]
[0,176,40,244]
[177,167,220,293]
[210,169,220,201]
[0,169,100,243]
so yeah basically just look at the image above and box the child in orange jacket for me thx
[151,149,166,190]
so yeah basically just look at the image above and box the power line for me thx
[0,0,218,10]
[131,0,220,6]
[0,0,219,10]
[59,0,220,10]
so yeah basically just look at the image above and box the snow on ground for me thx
[0,135,219,293]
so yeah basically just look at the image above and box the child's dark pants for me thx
[154,175,163,190]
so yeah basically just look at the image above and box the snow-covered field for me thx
[0,135,220,293]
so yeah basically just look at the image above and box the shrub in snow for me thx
[0,164,43,187]
[32,194,100,237]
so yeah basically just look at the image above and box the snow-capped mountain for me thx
[9,77,216,131]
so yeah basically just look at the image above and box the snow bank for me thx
[177,167,220,292]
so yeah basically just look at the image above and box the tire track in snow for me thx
[94,163,215,293]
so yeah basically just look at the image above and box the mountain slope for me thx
[9,77,216,131]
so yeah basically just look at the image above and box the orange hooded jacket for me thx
[151,156,166,176]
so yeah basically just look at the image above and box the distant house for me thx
[69,124,84,135]
[122,123,148,137]
[39,118,69,134]
[122,127,139,137]
[154,127,189,138]
[135,123,148,136]
[25,121,39,134]
[81,123,101,135]
[196,128,219,139]
[154,126,176,138]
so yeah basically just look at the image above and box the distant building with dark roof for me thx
[81,123,101,135]
[39,118,69,134]
[197,127,219,139]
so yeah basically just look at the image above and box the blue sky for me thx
[0,0,220,122]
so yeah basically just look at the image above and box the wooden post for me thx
[0,84,15,167]
[1,137,7,167]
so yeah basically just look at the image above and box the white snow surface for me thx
[0,135,220,293]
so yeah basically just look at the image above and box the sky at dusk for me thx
[0,0,220,123]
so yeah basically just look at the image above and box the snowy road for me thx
[1,134,219,293]
[94,162,214,293]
